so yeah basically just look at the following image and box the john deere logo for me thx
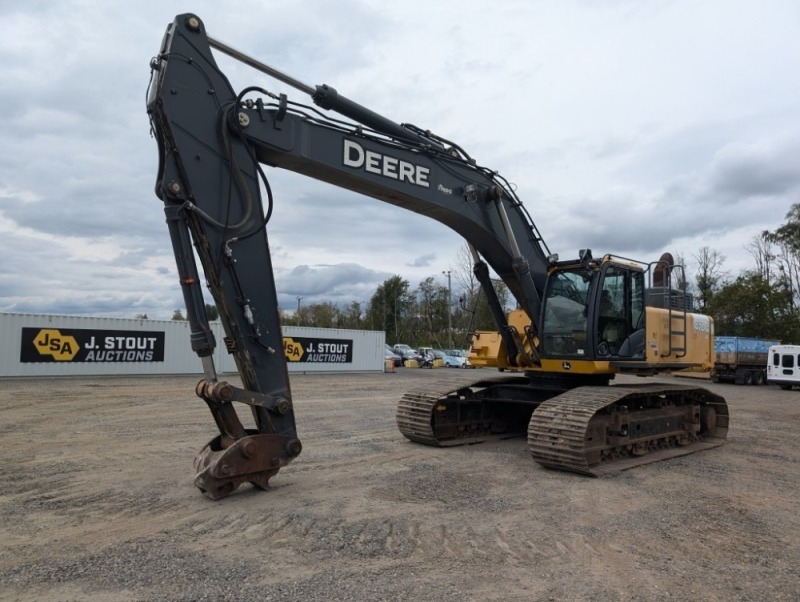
[33,329,80,361]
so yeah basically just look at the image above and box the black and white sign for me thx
[20,327,166,363]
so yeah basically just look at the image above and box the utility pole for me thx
[296,296,303,326]
[442,270,452,349]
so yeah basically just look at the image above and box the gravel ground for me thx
[1,369,799,601]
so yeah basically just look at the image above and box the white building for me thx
[0,312,385,377]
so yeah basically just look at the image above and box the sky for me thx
[1,0,799,320]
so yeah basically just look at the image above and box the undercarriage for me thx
[396,377,728,475]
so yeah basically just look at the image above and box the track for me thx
[528,383,729,475]
[396,378,729,475]
[396,377,535,446]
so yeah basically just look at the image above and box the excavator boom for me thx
[147,14,728,498]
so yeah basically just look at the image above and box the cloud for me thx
[407,254,437,268]
[275,263,392,308]
[709,139,800,199]
[1,0,799,320]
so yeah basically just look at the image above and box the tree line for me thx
[693,203,800,343]
[158,244,508,350]
[159,203,800,346]
[280,244,510,349]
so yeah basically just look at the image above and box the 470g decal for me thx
[20,327,165,363]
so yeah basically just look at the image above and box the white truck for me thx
[712,336,779,385]
[766,344,800,390]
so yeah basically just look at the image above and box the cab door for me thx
[593,265,645,359]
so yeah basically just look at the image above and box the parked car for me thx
[392,344,416,355]
[384,346,403,367]
[442,352,466,368]
[443,349,473,368]
[396,348,422,366]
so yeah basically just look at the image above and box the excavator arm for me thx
[148,15,554,323]
[147,14,728,498]
[147,14,554,497]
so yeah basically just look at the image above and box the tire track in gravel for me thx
[174,504,615,567]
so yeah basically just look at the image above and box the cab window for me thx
[596,266,645,358]
[541,269,591,357]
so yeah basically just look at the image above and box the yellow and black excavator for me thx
[147,14,728,499]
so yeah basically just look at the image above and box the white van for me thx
[766,345,800,390]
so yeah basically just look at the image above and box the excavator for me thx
[147,14,729,499]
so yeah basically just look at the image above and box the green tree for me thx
[412,276,449,347]
[171,309,186,320]
[339,301,363,330]
[773,203,800,252]
[365,276,412,345]
[770,205,800,310]
[205,303,219,321]
[301,301,339,328]
[708,272,798,341]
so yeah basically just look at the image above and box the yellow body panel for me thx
[468,307,714,374]
[641,307,714,370]
[469,330,508,369]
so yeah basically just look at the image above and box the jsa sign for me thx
[283,337,353,363]
[20,328,165,363]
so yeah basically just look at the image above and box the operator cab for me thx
[540,255,646,361]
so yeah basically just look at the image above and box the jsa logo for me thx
[283,337,304,362]
[33,329,80,361]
